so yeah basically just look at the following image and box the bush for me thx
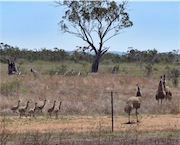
[0,79,21,96]
[144,63,153,77]
[168,68,180,87]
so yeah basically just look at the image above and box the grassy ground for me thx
[0,115,180,144]
[0,62,180,144]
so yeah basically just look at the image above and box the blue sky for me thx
[0,0,180,53]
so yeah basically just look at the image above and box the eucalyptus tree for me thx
[57,0,133,72]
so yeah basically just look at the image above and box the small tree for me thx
[57,0,133,72]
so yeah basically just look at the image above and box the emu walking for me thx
[124,85,142,124]
[163,75,172,101]
[36,99,46,114]
[18,101,29,118]
[155,76,165,105]
[11,100,20,113]
[28,102,38,118]
[47,101,56,118]
[54,101,62,119]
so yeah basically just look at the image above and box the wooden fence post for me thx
[111,91,114,132]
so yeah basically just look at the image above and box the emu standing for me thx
[11,100,20,113]
[163,75,172,101]
[155,76,165,105]
[47,101,56,118]
[124,85,142,124]
[54,101,62,119]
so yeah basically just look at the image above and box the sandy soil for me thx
[1,114,179,133]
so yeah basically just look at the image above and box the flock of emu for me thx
[11,99,62,119]
[10,75,172,123]
[124,75,172,124]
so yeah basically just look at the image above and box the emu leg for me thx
[128,112,131,124]
[135,109,139,122]
[55,113,58,119]
[33,113,36,119]
[49,112,51,118]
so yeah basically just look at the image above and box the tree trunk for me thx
[91,54,101,73]
[7,59,17,75]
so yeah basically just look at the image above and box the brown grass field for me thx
[0,62,180,144]
[1,115,179,133]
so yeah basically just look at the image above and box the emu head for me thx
[136,84,142,97]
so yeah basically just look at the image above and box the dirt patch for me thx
[1,114,179,133]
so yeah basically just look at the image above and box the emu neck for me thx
[43,101,46,107]
[25,102,29,110]
[59,102,62,110]
[52,102,56,109]
[158,81,163,92]
[17,101,20,107]
[34,104,37,110]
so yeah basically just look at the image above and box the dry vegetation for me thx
[0,62,180,144]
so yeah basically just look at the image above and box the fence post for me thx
[111,91,114,132]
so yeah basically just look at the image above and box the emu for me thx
[30,68,39,77]
[11,100,20,113]
[54,101,62,119]
[124,84,142,124]
[36,99,47,114]
[28,102,38,118]
[155,76,165,105]
[47,101,56,118]
[163,75,172,101]
[18,101,29,118]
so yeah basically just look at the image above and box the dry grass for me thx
[0,115,179,133]
[0,115,179,145]
[0,69,179,116]
[0,62,180,144]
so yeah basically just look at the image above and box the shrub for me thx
[57,64,67,75]
[144,63,153,77]
[168,68,180,87]
[0,79,21,96]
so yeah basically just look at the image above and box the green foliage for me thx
[53,64,68,75]
[168,68,180,87]
[1,43,180,65]
[0,79,21,96]
[80,61,90,71]
[46,67,57,76]
[111,65,119,74]
[144,63,153,77]
[45,64,68,75]
[126,49,158,64]
[59,1,133,33]
[19,87,29,94]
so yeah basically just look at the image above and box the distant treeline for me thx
[0,43,179,64]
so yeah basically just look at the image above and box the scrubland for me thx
[0,62,179,144]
